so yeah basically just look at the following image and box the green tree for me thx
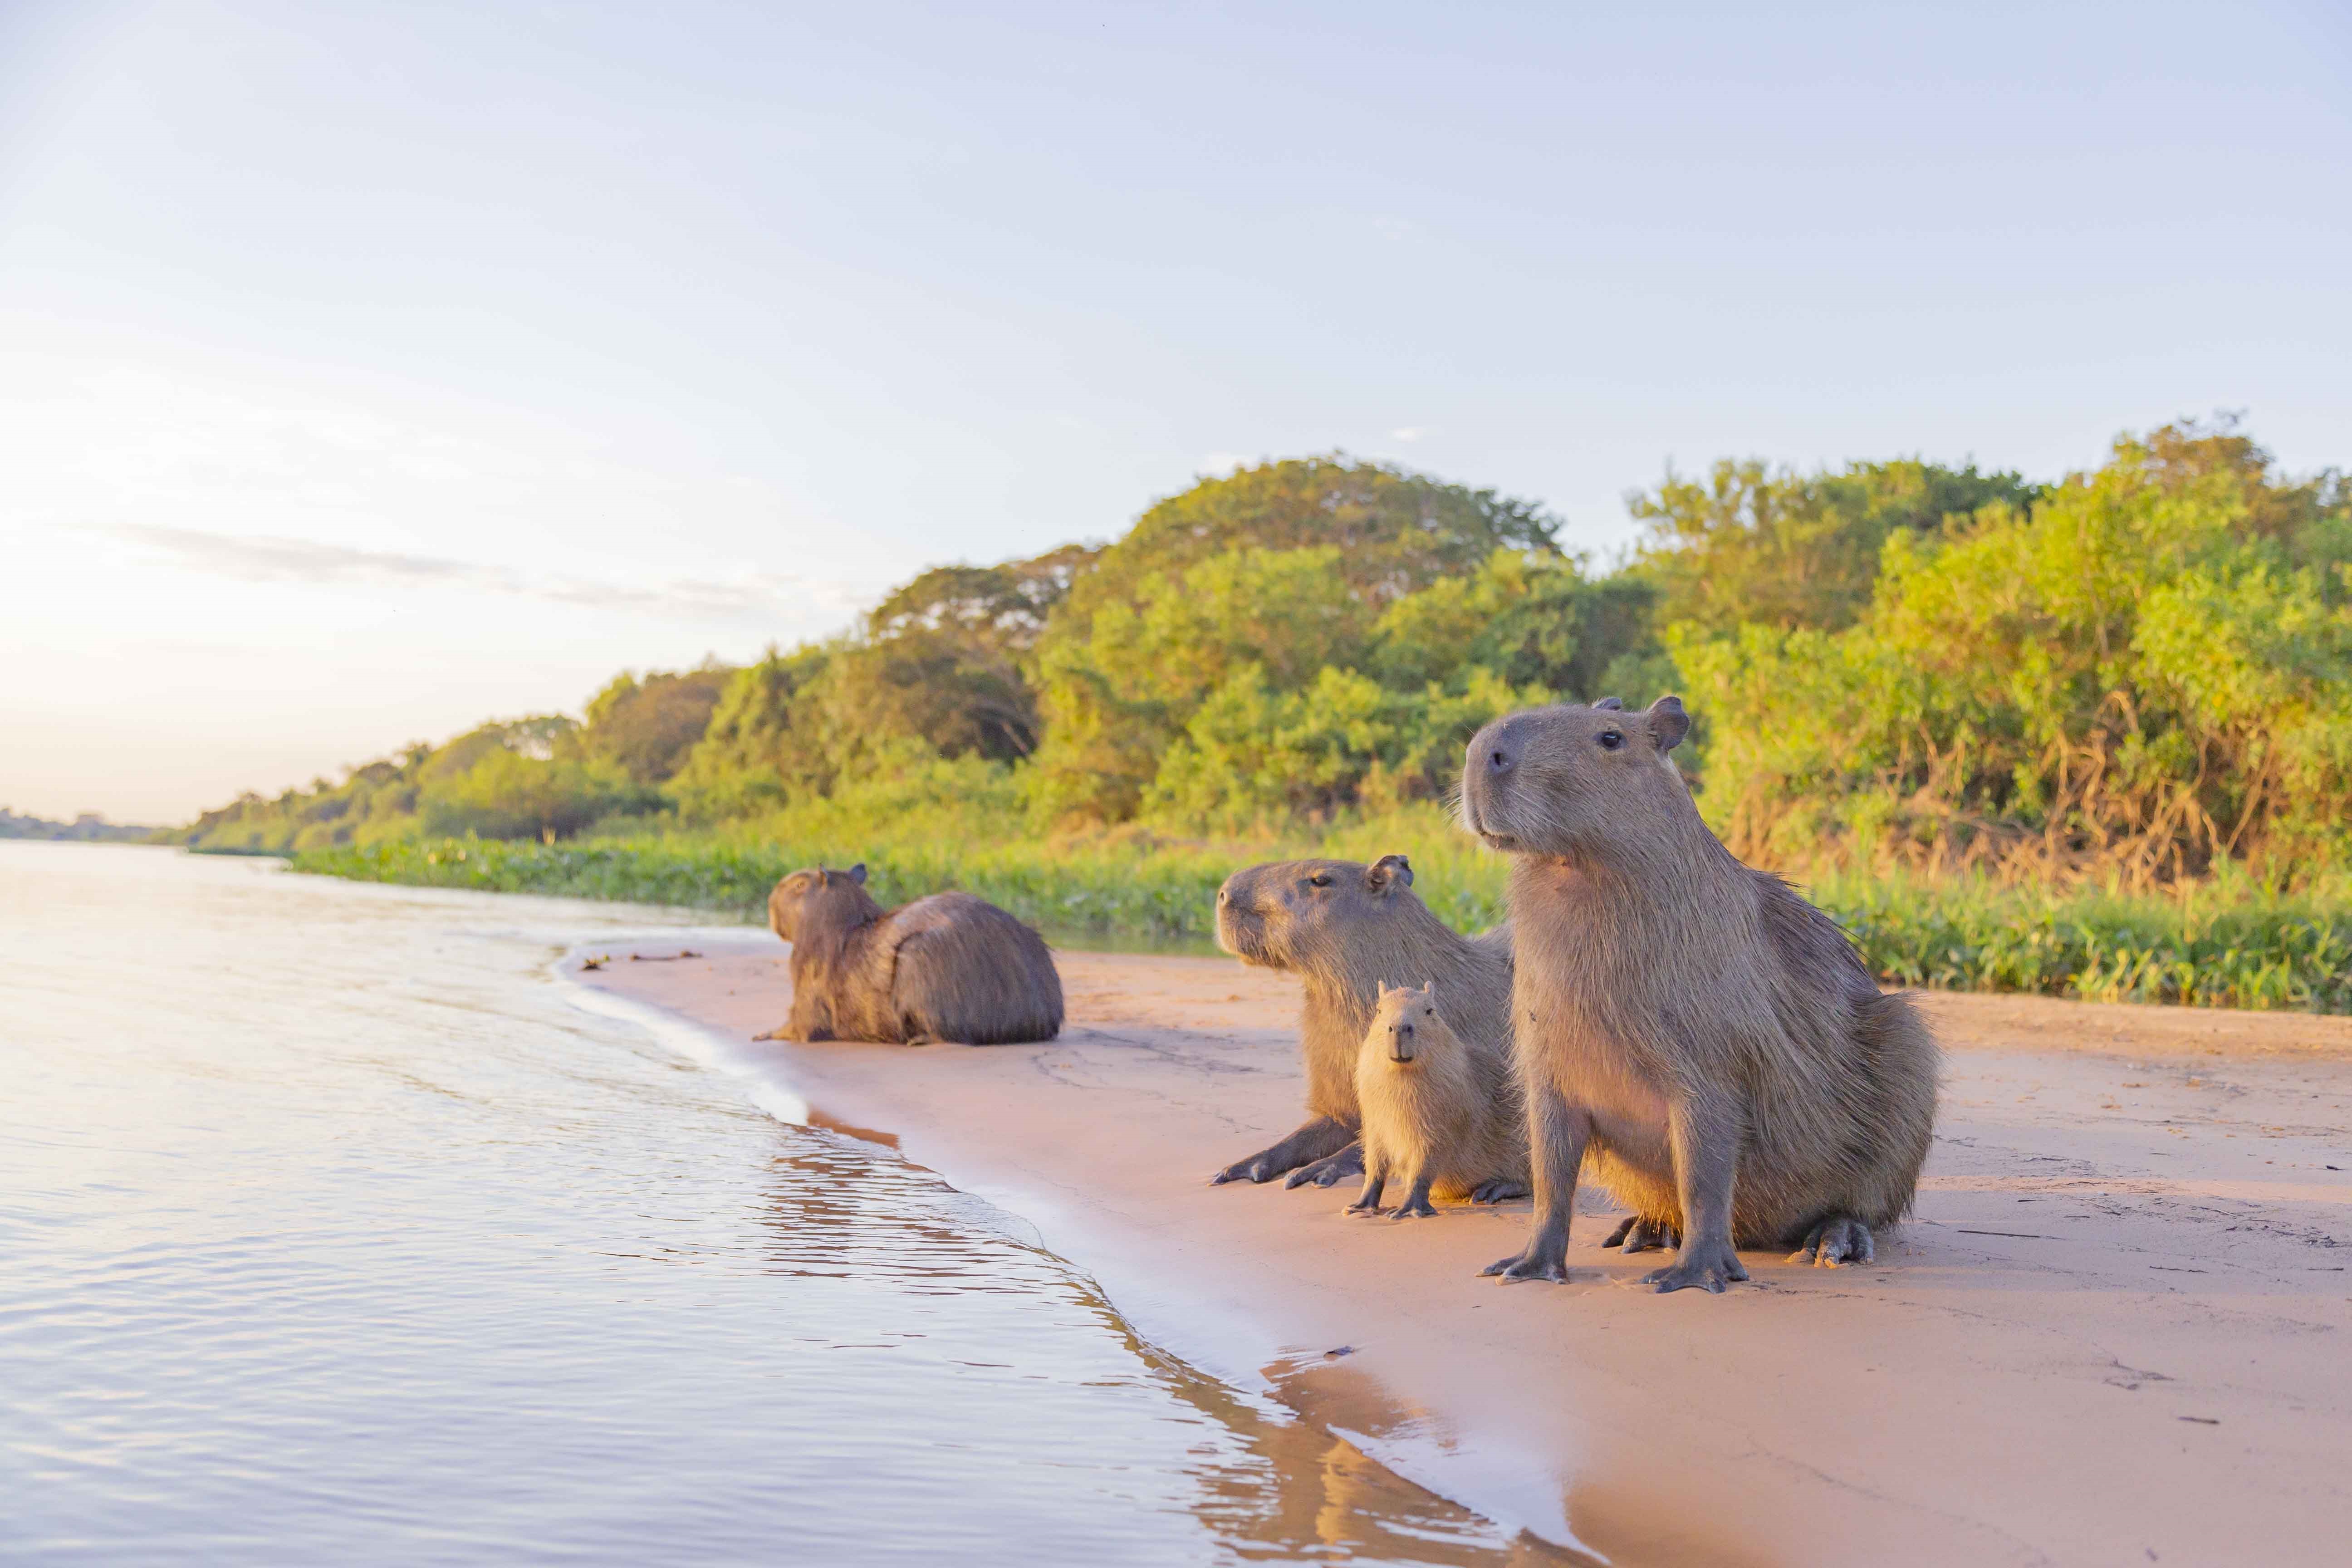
[1673,421,2352,882]
[666,644,835,818]
[418,747,651,842]
[1030,458,1563,822]
[578,665,735,784]
[1631,456,2044,636]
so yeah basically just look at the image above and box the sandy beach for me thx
[577,937,2352,1567]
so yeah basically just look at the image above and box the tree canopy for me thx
[173,423,2352,889]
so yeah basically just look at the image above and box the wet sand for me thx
[577,939,2352,1567]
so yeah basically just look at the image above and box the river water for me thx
[0,843,1545,1565]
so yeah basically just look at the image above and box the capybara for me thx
[759,864,1063,1046]
[1210,854,1516,1191]
[1347,982,1530,1219]
[1460,696,1939,1293]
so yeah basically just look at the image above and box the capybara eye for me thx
[1308,873,1332,888]
[1597,730,1625,750]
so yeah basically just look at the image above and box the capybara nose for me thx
[1487,744,1513,774]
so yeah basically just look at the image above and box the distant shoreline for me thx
[0,808,159,844]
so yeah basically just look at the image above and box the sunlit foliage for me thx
[1675,421,2352,883]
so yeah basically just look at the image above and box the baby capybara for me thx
[760,864,1062,1046]
[1346,982,1529,1219]
[1210,854,1515,1190]
[1461,696,1939,1293]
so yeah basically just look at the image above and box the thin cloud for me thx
[1388,427,1426,444]
[112,524,501,588]
[110,524,864,623]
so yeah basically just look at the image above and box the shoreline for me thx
[570,932,2352,1566]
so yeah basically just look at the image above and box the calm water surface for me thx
[1,844,1548,1565]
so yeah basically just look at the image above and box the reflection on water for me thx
[1,845,1565,1564]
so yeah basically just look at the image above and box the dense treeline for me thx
[182,421,2352,895]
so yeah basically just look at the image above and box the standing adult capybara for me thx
[759,864,1063,1046]
[1460,696,1939,1293]
[1347,982,1529,1218]
[1210,854,1518,1192]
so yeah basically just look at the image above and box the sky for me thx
[5,0,2348,824]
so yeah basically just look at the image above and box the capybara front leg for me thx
[1483,1084,1589,1284]
[1788,1214,1875,1267]
[1645,1093,1750,1295]
[1283,1141,1365,1189]
[1211,1115,1355,1186]
[1389,1171,1440,1220]
[1344,1162,1387,1216]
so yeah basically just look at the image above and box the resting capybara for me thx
[759,864,1063,1046]
[1210,854,1515,1190]
[1460,696,1939,1293]
[1347,982,1529,1219]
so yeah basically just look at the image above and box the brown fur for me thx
[1209,854,1514,1187]
[1460,696,1940,1292]
[762,864,1063,1046]
[1346,982,1529,1218]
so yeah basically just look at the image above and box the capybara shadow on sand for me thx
[759,864,1063,1046]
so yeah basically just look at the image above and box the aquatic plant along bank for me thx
[306,832,2352,1012]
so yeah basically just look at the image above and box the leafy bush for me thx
[1673,422,2352,883]
[416,749,653,842]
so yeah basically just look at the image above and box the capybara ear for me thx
[1646,695,1690,752]
[1420,979,1435,997]
[1365,853,1414,893]
[848,862,868,885]
[817,869,832,888]
[1593,696,1625,711]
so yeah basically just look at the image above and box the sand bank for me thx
[575,937,2352,1567]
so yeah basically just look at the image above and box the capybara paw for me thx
[1602,1216,1680,1254]
[1210,1152,1279,1186]
[1284,1146,1366,1189]
[1644,1240,1749,1294]
[1470,1179,1530,1204]
[1788,1215,1875,1267]
[1481,1247,1569,1284]
[1389,1196,1440,1220]
[1343,1198,1382,1216]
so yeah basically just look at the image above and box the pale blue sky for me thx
[6,0,2348,822]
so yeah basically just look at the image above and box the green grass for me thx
[291,812,2352,1014]
[1815,873,2352,1014]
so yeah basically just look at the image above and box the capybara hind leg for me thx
[1788,1215,1876,1267]
[1602,1215,1681,1254]
[1470,1177,1529,1204]
[1284,1142,1365,1189]
[1212,1115,1354,1186]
